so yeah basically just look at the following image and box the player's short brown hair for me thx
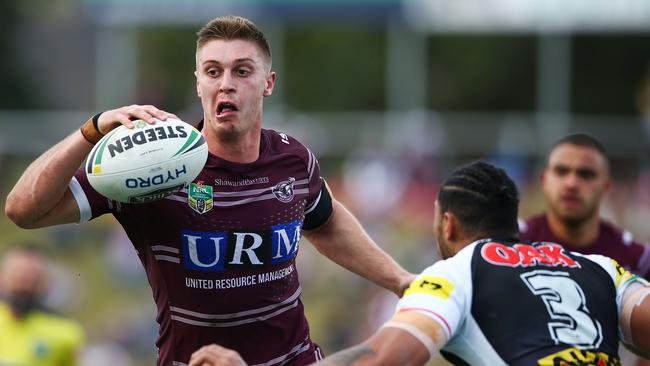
[196,15,271,62]
[548,133,609,170]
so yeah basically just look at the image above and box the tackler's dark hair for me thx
[438,161,519,238]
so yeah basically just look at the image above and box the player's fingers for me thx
[189,346,215,366]
[188,352,205,366]
[124,105,157,124]
[114,112,136,129]
[165,111,180,119]
[141,104,176,122]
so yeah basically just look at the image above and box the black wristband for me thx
[92,112,103,134]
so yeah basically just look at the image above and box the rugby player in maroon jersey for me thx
[5,15,415,366]
[520,134,650,278]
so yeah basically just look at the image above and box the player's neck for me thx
[205,125,262,164]
[545,212,600,248]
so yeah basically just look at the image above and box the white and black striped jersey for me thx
[397,238,642,366]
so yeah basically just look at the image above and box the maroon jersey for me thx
[70,128,330,366]
[519,214,650,279]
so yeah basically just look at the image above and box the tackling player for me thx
[5,15,414,366]
[314,161,650,365]
[187,161,650,365]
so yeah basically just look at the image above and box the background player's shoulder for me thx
[599,219,646,248]
[518,213,547,240]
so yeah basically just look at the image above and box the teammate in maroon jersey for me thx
[520,133,650,278]
[5,15,414,366]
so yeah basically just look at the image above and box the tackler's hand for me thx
[189,344,247,366]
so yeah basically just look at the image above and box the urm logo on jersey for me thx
[181,220,302,272]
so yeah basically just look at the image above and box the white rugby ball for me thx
[85,118,208,203]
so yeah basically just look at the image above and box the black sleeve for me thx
[302,180,333,230]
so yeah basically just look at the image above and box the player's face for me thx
[0,252,47,307]
[195,39,275,140]
[541,144,611,225]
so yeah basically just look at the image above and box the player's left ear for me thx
[604,177,613,193]
[263,71,276,97]
[194,70,202,98]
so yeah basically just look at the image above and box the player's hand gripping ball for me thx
[85,118,208,203]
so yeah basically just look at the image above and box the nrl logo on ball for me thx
[272,177,295,203]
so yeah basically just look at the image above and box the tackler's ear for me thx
[442,211,457,242]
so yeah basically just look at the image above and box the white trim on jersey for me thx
[170,300,299,328]
[152,246,180,263]
[443,315,508,365]
[69,176,91,223]
[306,150,313,179]
[250,339,311,366]
[204,179,310,198]
[382,322,437,362]
[170,287,302,320]
[166,189,310,206]
[304,190,322,214]
[153,255,180,263]
[151,245,179,254]
[307,150,317,182]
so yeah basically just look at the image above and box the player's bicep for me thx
[27,187,81,228]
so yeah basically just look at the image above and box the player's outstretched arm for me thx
[5,105,177,229]
[303,198,415,296]
[313,311,444,366]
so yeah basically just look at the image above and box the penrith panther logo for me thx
[272,177,295,203]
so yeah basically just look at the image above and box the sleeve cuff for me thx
[69,176,92,223]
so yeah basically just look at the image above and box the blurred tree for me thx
[0,0,35,109]
[285,24,386,111]
[427,35,536,112]
[572,35,650,116]
[138,27,197,113]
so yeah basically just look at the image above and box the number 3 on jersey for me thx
[521,270,603,349]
